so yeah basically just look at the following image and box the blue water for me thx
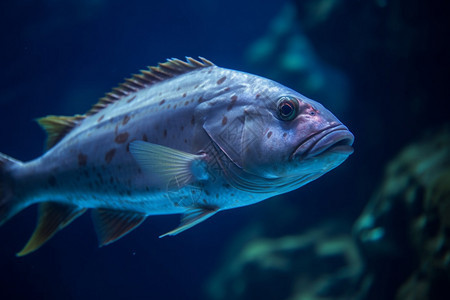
[0,0,448,299]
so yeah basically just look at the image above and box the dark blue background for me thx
[1,0,448,299]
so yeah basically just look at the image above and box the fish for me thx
[0,57,354,256]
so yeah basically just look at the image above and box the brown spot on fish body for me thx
[105,149,116,164]
[198,97,205,103]
[222,116,228,125]
[163,129,167,138]
[173,104,177,109]
[223,87,230,92]
[185,101,189,106]
[127,95,136,103]
[78,153,88,166]
[122,115,131,125]
[159,99,166,105]
[167,104,171,109]
[115,132,129,144]
[142,134,148,141]
[255,94,260,99]
[191,116,195,125]
[228,95,237,111]
[267,131,273,138]
[182,93,186,97]
[283,133,287,138]
[97,115,104,123]
[217,76,226,84]
[180,125,184,131]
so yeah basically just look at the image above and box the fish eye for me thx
[276,96,299,121]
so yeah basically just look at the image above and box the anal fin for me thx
[91,208,146,247]
[159,205,219,238]
[17,202,86,257]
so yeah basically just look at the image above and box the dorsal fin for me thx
[37,115,86,150]
[36,57,215,150]
[85,57,214,116]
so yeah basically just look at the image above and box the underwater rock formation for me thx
[207,222,363,300]
[354,127,450,300]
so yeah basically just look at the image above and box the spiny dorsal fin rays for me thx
[85,57,215,116]
[36,57,215,150]
[16,202,86,257]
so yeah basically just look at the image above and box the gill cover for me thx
[203,105,268,172]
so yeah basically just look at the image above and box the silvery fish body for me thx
[0,57,354,256]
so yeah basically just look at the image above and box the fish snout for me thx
[292,124,354,159]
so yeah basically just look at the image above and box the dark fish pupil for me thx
[277,96,298,121]
[280,103,293,116]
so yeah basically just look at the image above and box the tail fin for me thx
[0,152,23,227]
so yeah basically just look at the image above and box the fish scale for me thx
[0,57,354,256]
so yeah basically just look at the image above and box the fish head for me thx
[202,74,354,183]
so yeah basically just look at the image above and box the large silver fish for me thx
[0,57,354,256]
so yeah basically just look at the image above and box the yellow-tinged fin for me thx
[91,208,146,247]
[159,205,219,238]
[16,202,86,257]
[129,140,207,189]
[36,115,85,150]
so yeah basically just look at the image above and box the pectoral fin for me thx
[159,205,219,238]
[91,208,146,246]
[17,202,86,257]
[129,141,207,189]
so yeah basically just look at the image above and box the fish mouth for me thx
[292,124,354,159]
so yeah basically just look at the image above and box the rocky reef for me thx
[354,127,450,300]
[207,221,363,300]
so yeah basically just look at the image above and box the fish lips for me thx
[292,125,354,160]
